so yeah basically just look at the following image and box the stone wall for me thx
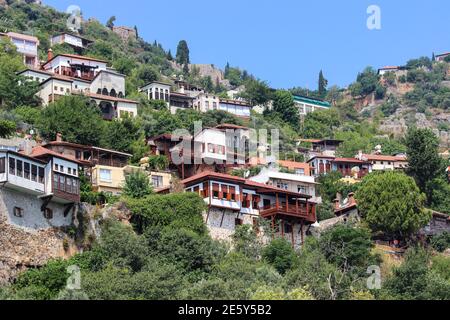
[0,188,72,230]
[204,207,307,248]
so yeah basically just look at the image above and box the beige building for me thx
[91,165,141,195]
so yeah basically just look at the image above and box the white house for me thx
[51,33,93,49]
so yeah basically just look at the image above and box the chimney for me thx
[333,199,341,211]
[47,48,54,61]
[357,150,363,161]
[56,133,63,142]
[348,192,356,206]
[22,135,33,156]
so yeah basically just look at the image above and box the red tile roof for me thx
[278,160,310,170]
[333,158,368,164]
[181,171,312,199]
[43,53,108,66]
[362,154,407,162]
[22,146,83,165]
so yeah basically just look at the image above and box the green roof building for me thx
[293,95,331,115]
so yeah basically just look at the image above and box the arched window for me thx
[110,89,117,97]
[97,88,101,94]
[155,88,160,100]
[102,88,108,96]
[118,92,124,98]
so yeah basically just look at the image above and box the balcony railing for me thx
[259,203,316,222]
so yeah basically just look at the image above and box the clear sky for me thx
[44,0,449,90]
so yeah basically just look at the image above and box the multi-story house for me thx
[278,160,311,176]
[0,142,81,230]
[298,138,343,161]
[41,135,136,195]
[193,92,220,113]
[139,81,194,114]
[218,98,252,118]
[308,155,372,179]
[250,166,321,203]
[18,51,138,119]
[294,95,331,116]
[0,31,40,68]
[148,125,251,179]
[50,32,93,51]
[182,171,317,248]
[355,152,408,171]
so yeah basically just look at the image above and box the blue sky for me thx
[45,0,449,90]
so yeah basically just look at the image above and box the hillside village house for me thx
[278,160,311,176]
[182,171,317,248]
[18,51,138,119]
[0,141,81,230]
[307,155,372,179]
[50,32,93,51]
[355,151,408,171]
[250,166,321,204]
[139,81,253,118]
[294,95,331,116]
[298,138,343,161]
[40,136,140,195]
[0,31,40,68]
[435,52,450,62]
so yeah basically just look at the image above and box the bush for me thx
[122,170,153,199]
[430,232,450,253]
[262,238,298,274]
[127,193,207,235]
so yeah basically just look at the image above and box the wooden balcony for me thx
[260,203,316,222]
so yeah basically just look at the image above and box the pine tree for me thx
[134,25,139,39]
[224,62,230,78]
[166,50,173,61]
[432,52,436,62]
[318,70,328,97]
[176,40,190,65]
[106,16,116,29]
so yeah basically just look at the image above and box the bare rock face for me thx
[0,215,68,285]
[0,201,130,285]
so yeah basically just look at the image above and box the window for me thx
[59,175,65,191]
[298,185,307,194]
[38,167,44,184]
[295,168,305,175]
[99,169,112,183]
[68,168,72,175]
[54,164,58,171]
[205,101,209,109]
[75,151,81,159]
[66,177,72,193]
[0,157,5,174]
[152,175,163,188]
[54,86,58,91]
[24,162,30,179]
[60,165,64,173]
[276,181,288,190]
[43,208,53,219]
[9,158,15,175]
[73,168,77,176]
[73,179,78,194]
[16,160,23,177]
[31,165,37,181]
[13,207,24,218]
[212,183,220,199]
[213,102,217,110]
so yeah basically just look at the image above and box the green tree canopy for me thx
[36,96,105,146]
[176,40,190,65]
[356,171,431,238]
